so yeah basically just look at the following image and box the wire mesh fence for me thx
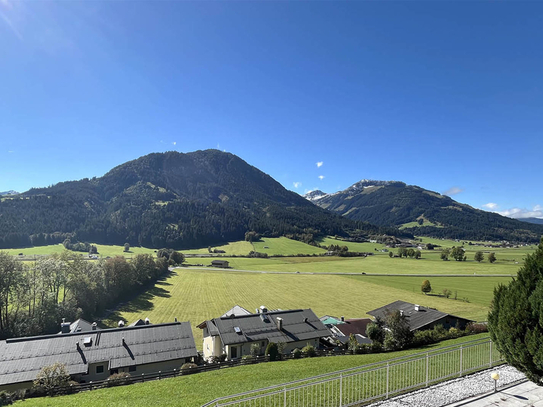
[202,338,502,407]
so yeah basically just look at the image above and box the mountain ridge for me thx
[0,150,405,249]
[305,179,543,243]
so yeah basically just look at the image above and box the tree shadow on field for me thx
[100,270,176,326]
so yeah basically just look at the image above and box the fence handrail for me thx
[201,336,492,407]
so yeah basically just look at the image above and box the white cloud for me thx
[482,203,498,210]
[7,150,13,153]
[316,161,323,168]
[172,141,177,146]
[293,182,302,189]
[498,206,543,219]
[217,143,221,149]
[443,186,463,196]
[318,175,325,180]
[483,202,543,219]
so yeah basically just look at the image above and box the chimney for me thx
[145,317,150,325]
[341,316,345,322]
[174,317,178,322]
[276,317,283,331]
[414,304,420,312]
[92,322,97,330]
[60,318,71,334]
[259,305,268,314]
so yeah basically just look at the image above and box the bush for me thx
[250,343,261,357]
[241,355,255,365]
[209,354,227,363]
[180,363,198,374]
[442,288,452,298]
[265,342,279,361]
[413,329,438,346]
[448,327,463,339]
[465,322,488,334]
[292,348,302,359]
[371,341,383,353]
[0,391,13,406]
[354,344,371,354]
[106,372,131,387]
[33,362,71,396]
[302,344,317,357]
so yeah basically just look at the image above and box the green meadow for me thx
[109,268,499,348]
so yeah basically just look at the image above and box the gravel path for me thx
[369,365,526,407]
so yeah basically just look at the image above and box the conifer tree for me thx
[488,237,543,384]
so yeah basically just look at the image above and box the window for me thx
[96,365,104,374]
[129,365,137,372]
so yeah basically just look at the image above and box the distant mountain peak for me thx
[343,180,402,195]
[0,190,19,196]
[304,190,328,201]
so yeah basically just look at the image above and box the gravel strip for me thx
[369,365,526,407]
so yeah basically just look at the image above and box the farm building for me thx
[0,320,197,392]
[198,306,331,361]
[211,259,229,268]
[367,300,474,332]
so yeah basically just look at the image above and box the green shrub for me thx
[292,348,302,359]
[250,343,261,357]
[302,343,317,357]
[0,391,13,406]
[210,354,227,363]
[241,355,255,365]
[371,341,383,353]
[180,363,198,374]
[33,362,71,396]
[265,342,279,361]
[106,372,131,387]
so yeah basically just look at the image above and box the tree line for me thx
[0,251,176,339]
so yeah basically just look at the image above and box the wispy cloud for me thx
[293,182,302,189]
[443,186,463,196]
[498,206,543,219]
[482,203,498,210]
[7,150,13,153]
[318,175,325,180]
[217,143,221,150]
[316,161,323,168]
[482,202,543,219]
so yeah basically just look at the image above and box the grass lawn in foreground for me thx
[107,268,490,348]
[17,333,489,407]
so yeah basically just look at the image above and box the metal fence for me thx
[202,338,502,407]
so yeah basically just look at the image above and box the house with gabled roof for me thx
[198,306,331,361]
[329,318,373,346]
[367,300,474,332]
[0,320,197,392]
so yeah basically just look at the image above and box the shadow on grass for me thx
[100,270,176,326]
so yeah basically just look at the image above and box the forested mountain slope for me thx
[306,180,543,243]
[0,151,403,249]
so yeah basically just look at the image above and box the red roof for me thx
[334,318,372,337]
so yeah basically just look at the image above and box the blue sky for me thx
[1,1,542,219]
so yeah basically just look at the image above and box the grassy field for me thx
[316,236,386,252]
[183,252,522,275]
[182,240,254,255]
[252,237,326,255]
[17,333,490,407]
[108,268,495,348]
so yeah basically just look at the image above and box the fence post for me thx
[426,352,429,387]
[339,373,343,407]
[459,345,463,377]
[142,373,145,382]
[159,370,162,380]
[386,362,390,399]
[89,381,93,391]
[283,385,287,407]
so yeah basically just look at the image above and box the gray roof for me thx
[205,309,331,346]
[66,319,100,333]
[221,305,252,318]
[0,321,197,386]
[367,300,474,331]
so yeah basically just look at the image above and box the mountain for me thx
[306,180,543,243]
[0,190,18,196]
[304,190,328,202]
[519,217,543,225]
[0,151,404,249]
